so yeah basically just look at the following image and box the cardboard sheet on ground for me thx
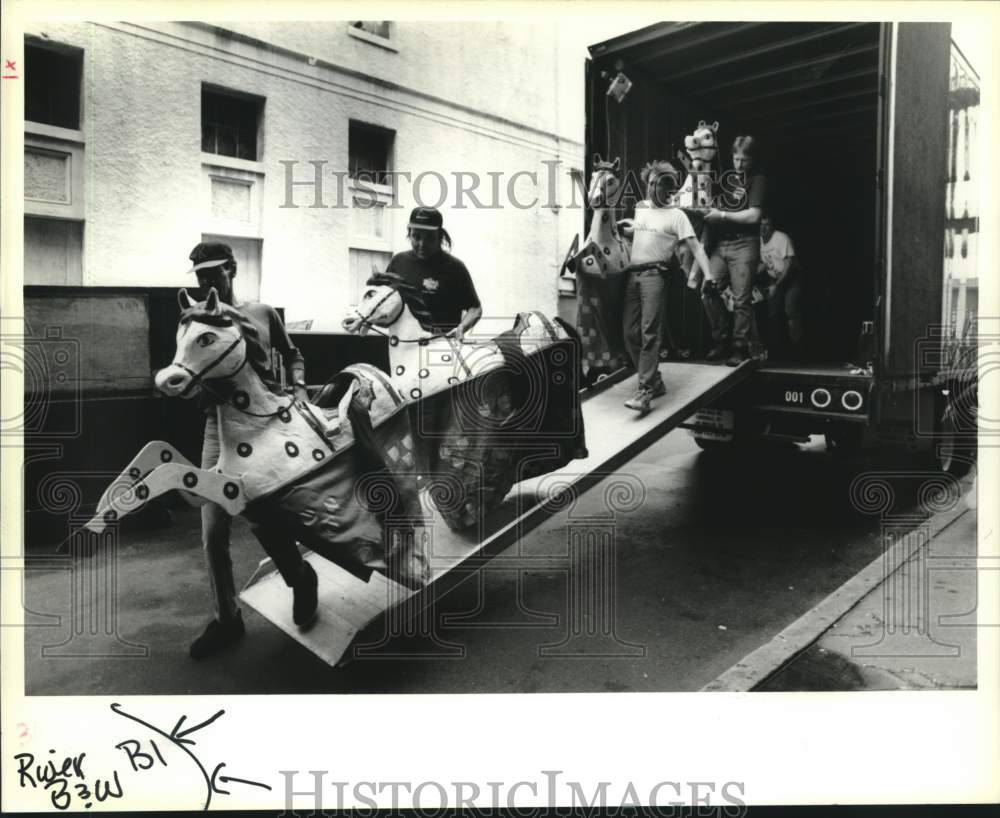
[240,360,754,665]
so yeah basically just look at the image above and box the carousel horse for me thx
[343,272,588,530]
[560,154,631,381]
[86,288,431,626]
[343,271,573,401]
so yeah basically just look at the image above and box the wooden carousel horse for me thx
[87,288,431,627]
[560,154,631,382]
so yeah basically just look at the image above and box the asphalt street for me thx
[22,430,972,694]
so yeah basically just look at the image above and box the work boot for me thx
[726,347,751,367]
[292,561,319,626]
[706,343,729,362]
[189,612,245,659]
[624,388,652,415]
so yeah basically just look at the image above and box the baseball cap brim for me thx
[185,258,230,274]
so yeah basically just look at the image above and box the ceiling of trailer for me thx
[589,22,883,149]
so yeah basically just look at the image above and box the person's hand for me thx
[294,385,309,404]
[448,325,465,343]
[704,208,725,223]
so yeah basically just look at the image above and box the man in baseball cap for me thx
[183,241,313,659]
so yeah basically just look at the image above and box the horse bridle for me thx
[174,329,295,419]
[353,288,454,346]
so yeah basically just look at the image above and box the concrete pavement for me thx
[21,431,977,694]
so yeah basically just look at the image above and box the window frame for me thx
[200,83,266,162]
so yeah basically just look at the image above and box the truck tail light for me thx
[811,388,832,408]
[842,390,864,411]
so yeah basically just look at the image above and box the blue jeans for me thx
[702,235,760,350]
[623,268,666,391]
[201,414,240,623]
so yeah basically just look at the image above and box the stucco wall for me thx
[24,21,586,325]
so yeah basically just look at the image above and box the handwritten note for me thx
[12,704,271,811]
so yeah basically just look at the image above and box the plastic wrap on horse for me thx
[408,312,588,530]
[348,272,588,531]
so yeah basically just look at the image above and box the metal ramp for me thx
[240,360,754,665]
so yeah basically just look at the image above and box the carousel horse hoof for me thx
[292,561,319,627]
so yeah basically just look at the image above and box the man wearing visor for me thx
[184,242,308,659]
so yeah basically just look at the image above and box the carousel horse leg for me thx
[84,463,246,533]
[95,441,202,519]
[250,518,318,626]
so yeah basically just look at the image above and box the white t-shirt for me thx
[760,230,796,279]
[629,202,695,266]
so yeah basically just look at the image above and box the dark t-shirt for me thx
[716,171,768,239]
[385,250,481,332]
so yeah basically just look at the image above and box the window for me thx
[349,121,394,185]
[350,21,390,38]
[24,216,83,285]
[201,86,264,161]
[25,42,82,130]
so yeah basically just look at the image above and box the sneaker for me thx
[292,561,319,626]
[624,389,652,415]
[649,381,667,399]
[726,348,751,367]
[706,343,729,361]
[189,612,245,659]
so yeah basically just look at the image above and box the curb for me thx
[701,496,973,692]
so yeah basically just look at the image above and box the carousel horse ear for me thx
[177,288,195,310]
[204,287,221,315]
[698,120,707,129]
[710,121,719,132]
[611,157,621,171]
[593,153,602,166]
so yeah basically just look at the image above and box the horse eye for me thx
[196,333,216,347]
[364,289,376,300]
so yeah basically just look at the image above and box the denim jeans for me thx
[766,274,804,355]
[201,413,240,623]
[702,234,760,350]
[623,268,666,391]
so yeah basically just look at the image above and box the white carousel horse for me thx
[565,154,632,279]
[342,275,573,400]
[87,287,430,606]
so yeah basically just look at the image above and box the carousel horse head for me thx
[684,120,720,166]
[587,154,623,208]
[155,287,273,398]
[342,271,407,336]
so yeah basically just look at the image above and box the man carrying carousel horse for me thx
[185,241,311,659]
[619,161,713,415]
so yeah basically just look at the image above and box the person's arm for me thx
[705,206,762,225]
[774,254,799,286]
[269,309,308,401]
[684,236,712,283]
[449,260,482,341]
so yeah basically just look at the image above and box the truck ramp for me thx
[240,360,753,665]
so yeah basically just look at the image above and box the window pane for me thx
[25,43,82,129]
[349,122,393,185]
[202,87,263,160]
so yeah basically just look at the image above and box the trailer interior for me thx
[587,22,884,365]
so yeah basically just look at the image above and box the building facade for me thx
[23,21,585,325]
